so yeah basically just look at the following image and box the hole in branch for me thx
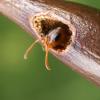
[33,16,72,51]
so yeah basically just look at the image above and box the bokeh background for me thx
[0,0,100,100]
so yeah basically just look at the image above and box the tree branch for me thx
[0,0,100,85]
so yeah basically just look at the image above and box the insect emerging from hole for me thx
[24,15,72,70]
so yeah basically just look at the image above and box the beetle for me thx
[24,15,73,70]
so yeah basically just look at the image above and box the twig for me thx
[0,0,100,85]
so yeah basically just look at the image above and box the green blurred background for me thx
[0,0,100,100]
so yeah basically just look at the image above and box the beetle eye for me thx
[53,33,60,41]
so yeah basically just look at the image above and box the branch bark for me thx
[0,0,100,85]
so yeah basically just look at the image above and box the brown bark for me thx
[0,0,100,85]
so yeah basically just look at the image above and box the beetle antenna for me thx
[45,44,51,70]
[43,36,51,70]
[24,39,39,60]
